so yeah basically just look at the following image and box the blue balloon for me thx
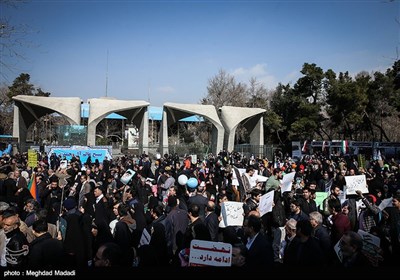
[186,177,198,189]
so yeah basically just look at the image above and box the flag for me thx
[341,140,348,154]
[301,140,308,152]
[377,149,382,161]
[27,172,39,203]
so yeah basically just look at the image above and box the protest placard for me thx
[315,192,329,207]
[256,174,268,182]
[28,149,38,168]
[378,197,393,211]
[221,201,244,227]
[259,191,274,216]
[345,175,368,195]
[189,239,232,267]
[280,172,295,193]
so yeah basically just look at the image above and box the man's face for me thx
[3,215,19,233]
[231,247,245,267]
[303,189,310,200]
[285,225,296,238]
[94,188,102,198]
[333,187,340,197]
[368,168,374,175]
[24,202,34,213]
[290,203,299,213]
[169,187,176,196]
[243,220,252,237]
[341,205,350,215]
[113,204,120,216]
[309,217,318,228]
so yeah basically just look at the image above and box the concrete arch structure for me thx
[219,106,266,154]
[12,95,82,152]
[87,98,149,153]
[160,103,224,155]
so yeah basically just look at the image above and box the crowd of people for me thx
[0,149,399,273]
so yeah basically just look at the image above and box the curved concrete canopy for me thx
[12,95,82,152]
[160,102,224,155]
[87,98,149,151]
[13,95,82,125]
[220,106,266,152]
[163,102,223,128]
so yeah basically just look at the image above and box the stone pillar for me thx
[12,105,28,153]
[87,120,98,147]
[139,108,149,154]
[249,117,264,157]
[159,109,169,155]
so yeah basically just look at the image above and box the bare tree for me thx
[201,69,247,109]
[246,77,269,108]
[0,0,35,80]
[0,84,13,134]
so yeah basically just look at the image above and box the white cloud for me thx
[156,86,175,94]
[231,67,247,76]
[231,63,278,90]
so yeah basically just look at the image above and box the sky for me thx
[1,0,399,107]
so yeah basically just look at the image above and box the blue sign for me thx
[49,148,111,163]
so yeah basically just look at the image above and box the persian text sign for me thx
[28,149,38,168]
[189,240,232,267]
[221,201,244,227]
[345,175,368,195]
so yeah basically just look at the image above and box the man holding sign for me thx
[266,168,283,192]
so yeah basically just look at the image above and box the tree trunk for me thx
[363,110,390,142]
[319,127,332,141]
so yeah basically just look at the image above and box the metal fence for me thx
[233,144,277,160]
[123,143,278,160]
[137,143,209,158]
